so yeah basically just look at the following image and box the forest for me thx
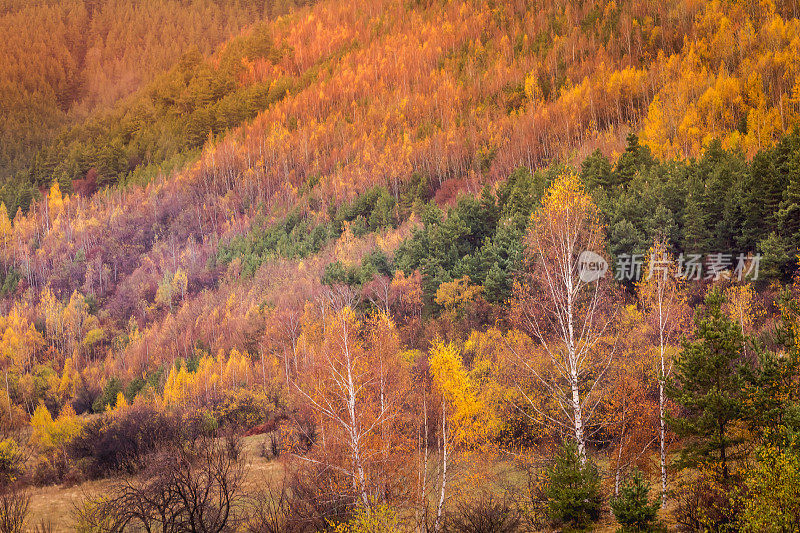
[0,0,800,531]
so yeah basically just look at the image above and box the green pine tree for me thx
[545,441,603,531]
[667,289,746,484]
[611,470,661,533]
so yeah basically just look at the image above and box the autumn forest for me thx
[1,0,800,530]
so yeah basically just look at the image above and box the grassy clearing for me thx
[26,437,679,532]
[27,433,280,531]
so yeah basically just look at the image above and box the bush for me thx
[0,440,23,486]
[738,445,800,532]
[331,504,401,533]
[610,470,662,532]
[76,436,246,533]
[67,404,196,478]
[446,494,522,533]
[248,465,355,532]
[673,468,739,532]
[544,442,603,531]
[214,389,276,430]
[0,489,29,533]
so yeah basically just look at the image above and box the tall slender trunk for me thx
[566,279,586,463]
[343,328,370,511]
[434,401,447,533]
[659,301,667,507]
[4,370,9,424]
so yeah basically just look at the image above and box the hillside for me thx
[0,0,309,203]
[1,0,800,530]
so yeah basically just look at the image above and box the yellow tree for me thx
[723,283,760,342]
[511,171,618,462]
[636,237,689,505]
[428,341,496,532]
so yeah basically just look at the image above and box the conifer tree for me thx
[667,289,745,484]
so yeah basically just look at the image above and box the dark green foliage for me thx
[395,167,546,308]
[123,377,146,404]
[217,187,398,277]
[581,149,613,190]
[321,248,392,287]
[0,268,19,297]
[667,290,745,483]
[610,471,661,532]
[215,210,334,276]
[331,186,399,236]
[613,133,654,189]
[92,377,123,413]
[544,441,603,531]
[739,290,800,443]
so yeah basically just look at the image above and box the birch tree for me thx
[511,171,617,463]
[293,306,412,512]
[637,237,688,506]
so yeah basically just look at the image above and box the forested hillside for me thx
[0,0,308,205]
[1,0,800,530]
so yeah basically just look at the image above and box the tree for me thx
[610,470,661,533]
[293,307,412,513]
[427,341,497,532]
[76,435,246,533]
[739,445,800,532]
[511,171,618,462]
[544,441,603,531]
[667,289,745,483]
[636,237,688,505]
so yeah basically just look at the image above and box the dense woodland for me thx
[1,0,800,531]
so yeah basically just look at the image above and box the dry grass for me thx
[26,433,280,532]
[25,437,680,532]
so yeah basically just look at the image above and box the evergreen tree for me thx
[611,470,661,533]
[667,289,746,483]
[581,149,614,190]
[544,441,603,531]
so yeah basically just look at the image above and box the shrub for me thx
[0,440,23,486]
[544,442,603,531]
[446,494,522,533]
[247,466,356,532]
[76,436,246,533]
[67,404,190,478]
[214,389,275,430]
[738,445,800,532]
[673,467,739,532]
[331,504,402,533]
[0,489,29,533]
[610,470,662,532]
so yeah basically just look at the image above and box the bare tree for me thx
[76,435,246,533]
[637,237,688,506]
[0,488,28,533]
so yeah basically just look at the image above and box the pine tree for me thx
[544,441,603,531]
[611,470,661,532]
[667,289,745,484]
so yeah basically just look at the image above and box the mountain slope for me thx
[0,0,799,412]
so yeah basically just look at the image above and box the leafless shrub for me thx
[0,489,28,533]
[75,435,246,533]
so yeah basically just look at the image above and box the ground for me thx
[26,437,676,531]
